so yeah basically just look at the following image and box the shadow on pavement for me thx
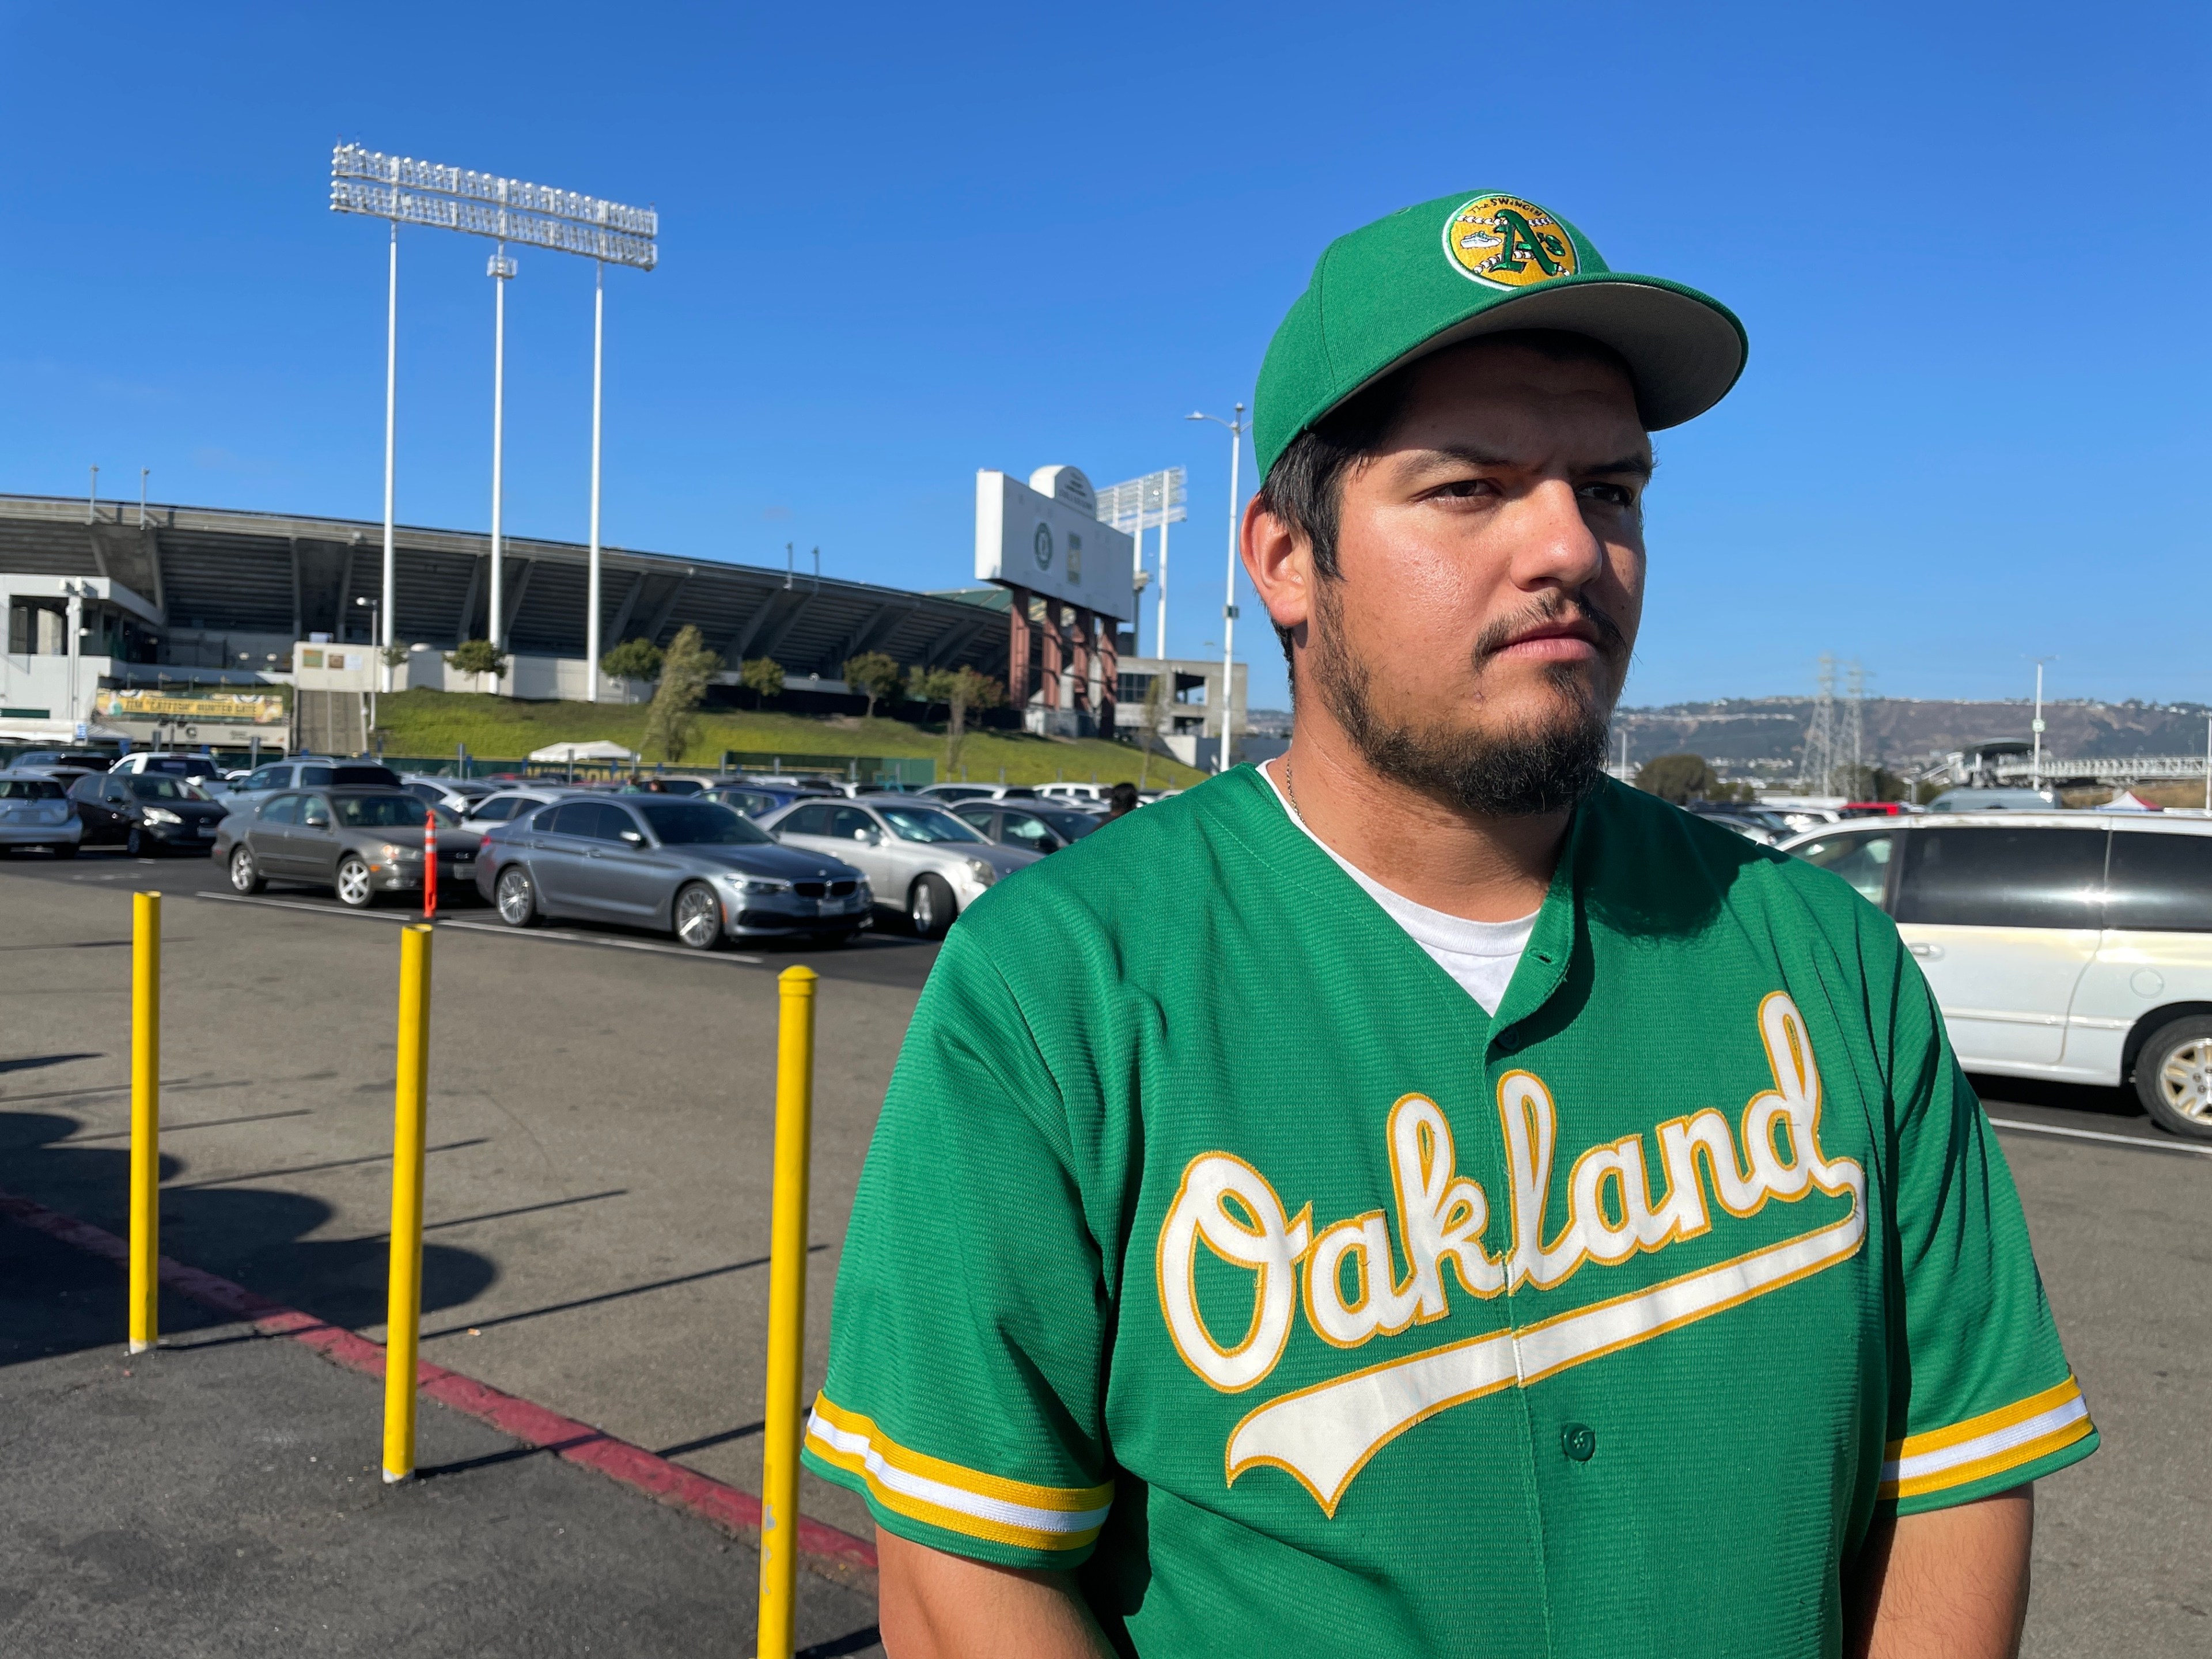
[1968,1072,2145,1122]
[0,1108,497,1368]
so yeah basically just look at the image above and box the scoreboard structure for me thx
[975,465,1135,738]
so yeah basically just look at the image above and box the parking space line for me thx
[196,892,415,923]
[192,891,770,964]
[1987,1115,2212,1160]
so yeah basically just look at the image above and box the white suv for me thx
[1781,810,2212,1141]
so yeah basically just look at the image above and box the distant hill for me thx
[1616,698,2212,774]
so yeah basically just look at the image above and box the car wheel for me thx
[126,827,147,857]
[2134,1016,2212,1142]
[908,873,956,940]
[335,855,376,909]
[229,846,266,895]
[672,881,725,950]
[494,865,541,928]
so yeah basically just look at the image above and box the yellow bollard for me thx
[128,890,161,1355]
[382,923,434,1483]
[756,965,817,1658]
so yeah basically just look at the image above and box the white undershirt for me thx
[1263,760,1536,1016]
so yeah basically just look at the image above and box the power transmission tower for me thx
[1839,660,1865,794]
[1801,654,1836,791]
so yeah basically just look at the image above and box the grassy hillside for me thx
[370,689,1207,789]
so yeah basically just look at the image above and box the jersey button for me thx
[1561,1422,1597,1463]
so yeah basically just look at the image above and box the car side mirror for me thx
[619,829,645,846]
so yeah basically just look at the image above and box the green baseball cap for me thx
[1253,190,1747,477]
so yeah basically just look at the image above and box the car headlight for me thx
[143,808,181,824]
[964,857,996,887]
[378,842,423,861]
[725,874,791,895]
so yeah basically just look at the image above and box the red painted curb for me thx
[0,1187,878,1585]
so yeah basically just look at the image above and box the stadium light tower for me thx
[1094,468,1186,656]
[329,146,658,699]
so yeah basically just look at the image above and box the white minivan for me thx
[1781,811,2212,1141]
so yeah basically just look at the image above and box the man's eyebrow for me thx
[1586,452,1654,478]
[1397,445,1656,478]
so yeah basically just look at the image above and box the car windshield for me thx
[879,805,986,844]
[332,794,433,828]
[1036,810,1099,839]
[635,799,772,845]
[0,778,65,799]
[128,775,210,801]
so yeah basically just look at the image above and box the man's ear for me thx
[1243,494,1312,644]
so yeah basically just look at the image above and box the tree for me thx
[942,666,1003,777]
[643,626,721,762]
[380,643,410,672]
[1634,752,1733,804]
[739,656,786,703]
[843,651,904,721]
[443,638,507,691]
[905,665,954,721]
[600,637,665,685]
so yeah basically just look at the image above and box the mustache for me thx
[1472,593,1629,668]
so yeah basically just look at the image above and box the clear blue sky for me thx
[3,1,2205,713]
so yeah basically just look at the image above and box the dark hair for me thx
[1253,329,1639,669]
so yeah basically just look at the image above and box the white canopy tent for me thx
[527,740,640,764]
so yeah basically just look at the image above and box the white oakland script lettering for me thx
[1154,993,1869,1510]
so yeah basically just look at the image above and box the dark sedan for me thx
[953,801,1105,855]
[68,770,229,855]
[475,794,870,949]
[213,788,480,908]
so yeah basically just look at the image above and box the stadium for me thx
[0,490,1110,751]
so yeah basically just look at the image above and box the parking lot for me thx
[2,838,2207,1654]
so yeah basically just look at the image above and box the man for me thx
[1099,780,1139,824]
[803,191,2094,1657]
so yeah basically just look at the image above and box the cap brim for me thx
[1359,272,1747,431]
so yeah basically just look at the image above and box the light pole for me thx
[1187,404,1247,774]
[487,244,515,660]
[587,259,605,700]
[2028,656,2056,791]
[381,220,397,695]
[60,579,94,737]
[357,596,381,734]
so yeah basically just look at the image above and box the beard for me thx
[1307,584,1623,818]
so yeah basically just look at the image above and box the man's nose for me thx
[1509,478,1608,592]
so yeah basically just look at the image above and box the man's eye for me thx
[1580,483,1637,508]
[1433,479,1497,499]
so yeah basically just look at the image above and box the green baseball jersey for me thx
[804,769,2094,1657]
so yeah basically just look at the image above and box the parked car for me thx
[1035,783,1112,806]
[3,749,114,786]
[1925,787,2057,812]
[618,777,711,797]
[459,787,582,833]
[759,795,1040,938]
[67,770,230,855]
[954,801,1105,856]
[1684,802,1793,846]
[474,794,870,948]
[214,788,477,908]
[708,781,839,821]
[0,774,82,856]
[109,751,229,783]
[218,757,403,817]
[400,774,497,816]
[1780,810,2212,1141]
[918,783,1040,805]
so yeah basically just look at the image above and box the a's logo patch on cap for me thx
[1444,195,1578,289]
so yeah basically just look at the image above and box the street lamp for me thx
[1187,405,1247,774]
[2027,656,2056,792]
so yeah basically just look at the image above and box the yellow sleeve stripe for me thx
[804,1395,1113,1553]
[1879,1376,2093,1501]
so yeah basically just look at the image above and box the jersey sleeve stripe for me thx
[1878,1384,2093,1500]
[1882,1375,2083,1461]
[804,1396,1113,1552]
